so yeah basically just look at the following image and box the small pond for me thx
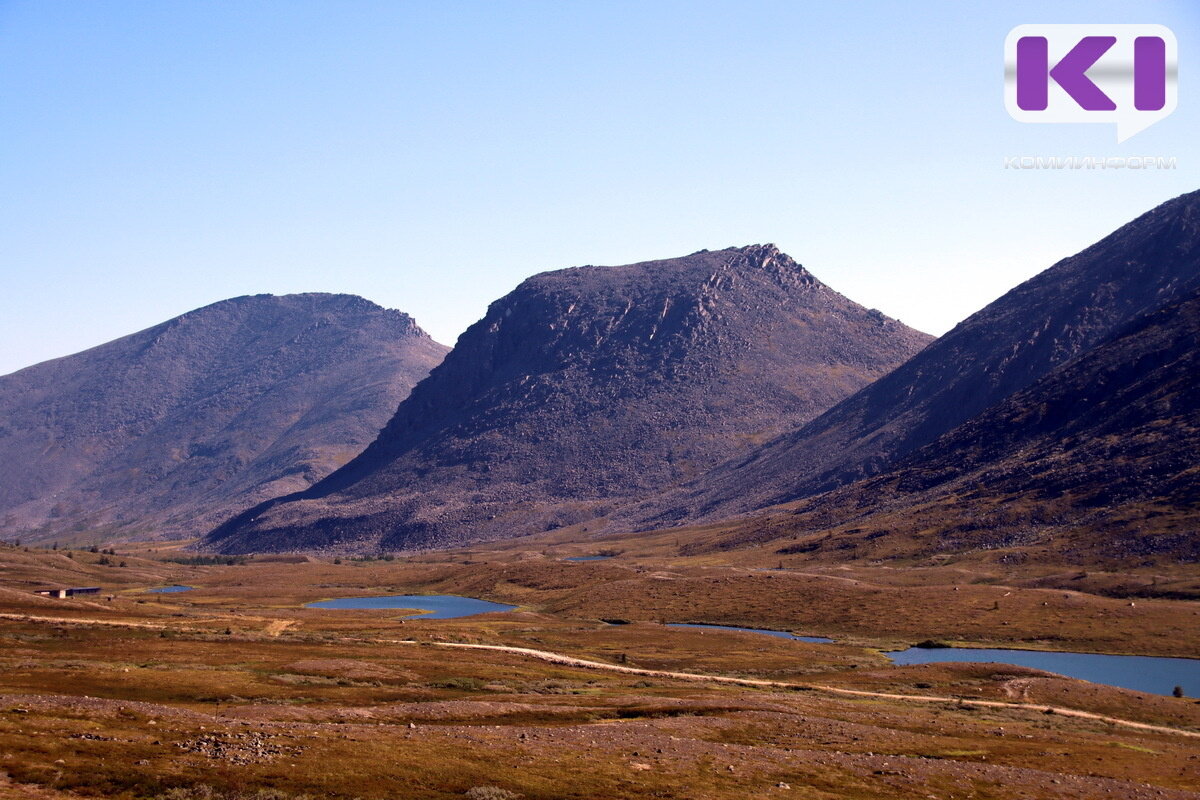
[564,555,615,562]
[305,594,516,619]
[146,585,193,593]
[884,646,1200,697]
[667,623,834,644]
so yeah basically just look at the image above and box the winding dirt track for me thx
[386,639,1200,740]
[4,612,1197,740]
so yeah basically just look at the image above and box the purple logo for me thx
[1005,25,1177,141]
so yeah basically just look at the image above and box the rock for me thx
[0,294,447,542]
[207,245,930,554]
[639,189,1200,563]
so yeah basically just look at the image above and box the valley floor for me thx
[1,539,1198,799]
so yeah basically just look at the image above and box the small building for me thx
[34,587,101,599]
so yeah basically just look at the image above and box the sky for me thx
[1,0,1198,375]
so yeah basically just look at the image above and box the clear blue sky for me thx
[2,0,1197,375]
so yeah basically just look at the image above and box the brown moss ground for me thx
[1,544,1199,799]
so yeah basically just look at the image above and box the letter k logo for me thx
[1018,36,1116,111]
[1004,25,1177,142]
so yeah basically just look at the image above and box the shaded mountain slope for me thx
[0,293,448,542]
[629,189,1200,528]
[205,245,932,553]
[688,287,1200,564]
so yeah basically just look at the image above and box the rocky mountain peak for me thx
[204,246,932,554]
[622,189,1200,530]
[0,294,448,542]
[713,244,820,291]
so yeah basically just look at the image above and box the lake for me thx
[884,646,1200,697]
[564,555,614,562]
[305,594,517,619]
[667,623,834,643]
[670,623,1200,696]
[146,585,193,593]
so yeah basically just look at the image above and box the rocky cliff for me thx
[206,245,931,553]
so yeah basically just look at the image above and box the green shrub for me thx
[164,555,247,566]
[153,787,219,800]
[151,785,313,800]
[464,787,522,800]
[431,676,485,691]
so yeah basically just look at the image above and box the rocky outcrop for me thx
[205,245,931,553]
[628,189,1200,528]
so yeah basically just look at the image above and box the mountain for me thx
[204,245,932,553]
[628,189,1200,529]
[0,293,448,543]
[693,286,1200,564]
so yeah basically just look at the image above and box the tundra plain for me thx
[1,540,1198,800]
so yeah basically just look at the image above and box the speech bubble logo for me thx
[1005,24,1177,142]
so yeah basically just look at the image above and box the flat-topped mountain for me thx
[630,190,1200,529]
[0,293,448,543]
[205,245,932,553]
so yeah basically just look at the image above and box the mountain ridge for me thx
[205,244,932,553]
[0,292,448,543]
[621,189,1200,530]
[688,284,1200,565]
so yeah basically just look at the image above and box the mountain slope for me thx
[0,293,448,543]
[694,286,1200,564]
[629,189,1200,528]
[205,245,932,553]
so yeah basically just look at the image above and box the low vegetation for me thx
[0,544,1197,799]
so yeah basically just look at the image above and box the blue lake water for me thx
[884,647,1200,697]
[564,555,615,562]
[304,593,1196,695]
[305,594,517,619]
[667,623,834,644]
[146,585,193,593]
[669,623,1199,696]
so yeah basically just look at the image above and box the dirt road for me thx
[5,611,1196,740]
[389,639,1200,740]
